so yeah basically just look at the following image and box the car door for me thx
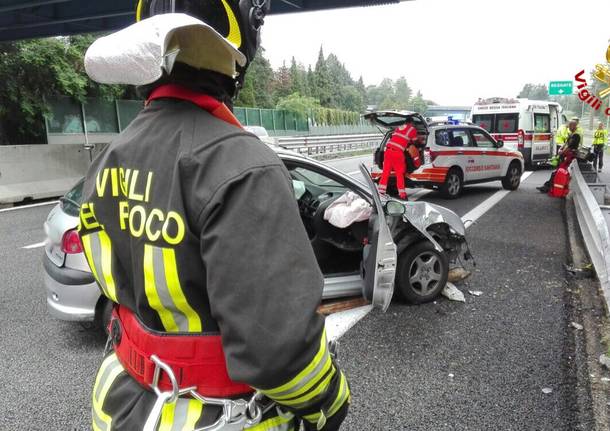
[446,128,476,182]
[468,128,505,180]
[359,164,397,312]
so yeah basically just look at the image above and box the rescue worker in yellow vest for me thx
[79,1,350,430]
[556,118,584,155]
[593,122,609,172]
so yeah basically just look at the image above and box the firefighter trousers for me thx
[92,353,298,431]
[379,149,407,199]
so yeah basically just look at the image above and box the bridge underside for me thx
[0,0,402,42]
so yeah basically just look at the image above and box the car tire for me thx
[502,162,521,190]
[440,168,463,199]
[395,240,449,304]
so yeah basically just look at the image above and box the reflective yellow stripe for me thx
[280,366,335,408]
[136,0,143,21]
[159,401,177,431]
[82,234,109,298]
[262,330,329,398]
[92,354,125,431]
[182,399,204,431]
[163,248,202,332]
[220,0,242,48]
[327,372,350,417]
[144,245,179,332]
[245,414,294,431]
[99,230,118,302]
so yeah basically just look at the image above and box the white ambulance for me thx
[471,98,564,168]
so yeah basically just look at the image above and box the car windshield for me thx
[60,179,84,217]
[290,166,347,191]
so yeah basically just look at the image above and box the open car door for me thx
[359,164,398,312]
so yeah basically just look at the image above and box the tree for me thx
[313,46,333,107]
[517,83,549,100]
[0,35,129,145]
[276,92,321,116]
[288,57,307,96]
[236,48,275,108]
[337,85,364,113]
[410,91,428,114]
[394,77,412,109]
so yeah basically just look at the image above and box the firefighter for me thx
[556,118,584,154]
[592,122,608,172]
[79,1,350,430]
[378,118,419,200]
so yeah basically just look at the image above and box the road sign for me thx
[549,81,573,95]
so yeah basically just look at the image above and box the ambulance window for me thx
[472,115,494,132]
[496,114,519,133]
[470,130,495,149]
[534,114,550,133]
[450,130,472,147]
[435,130,451,146]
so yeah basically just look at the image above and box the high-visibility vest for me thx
[387,125,417,152]
[593,129,608,146]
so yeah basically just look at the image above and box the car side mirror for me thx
[385,201,406,217]
[496,140,504,148]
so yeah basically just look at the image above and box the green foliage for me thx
[517,83,550,100]
[0,35,130,145]
[235,49,275,108]
[276,92,321,116]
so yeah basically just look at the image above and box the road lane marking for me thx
[0,201,58,213]
[22,241,47,250]
[461,171,533,229]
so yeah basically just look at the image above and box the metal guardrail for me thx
[569,160,610,310]
[276,133,383,158]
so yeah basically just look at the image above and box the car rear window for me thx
[435,130,451,146]
[61,179,84,217]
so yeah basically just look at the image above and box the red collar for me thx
[146,84,242,129]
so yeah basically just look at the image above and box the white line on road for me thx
[0,201,58,213]
[22,241,47,250]
[461,171,533,229]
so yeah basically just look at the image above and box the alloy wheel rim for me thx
[409,252,442,296]
[448,174,460,195]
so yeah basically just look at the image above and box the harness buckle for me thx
[144,356,267,431]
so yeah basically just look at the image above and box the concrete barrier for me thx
[0,143,106,204]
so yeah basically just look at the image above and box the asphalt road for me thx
[0,155,582,430]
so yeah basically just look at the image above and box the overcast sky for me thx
[261,0,610,106]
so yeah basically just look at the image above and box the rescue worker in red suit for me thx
[537,134,580,194]
[378,117,419,200]
[79,1,350,430]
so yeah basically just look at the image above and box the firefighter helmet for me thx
[136,0,270,87]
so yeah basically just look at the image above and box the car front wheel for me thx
[502,162,521,190]
[395,240,449,304]
[440,168,463,199]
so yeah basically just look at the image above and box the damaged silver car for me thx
[278,147,472,304]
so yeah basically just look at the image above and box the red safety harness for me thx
[110,84,251,398]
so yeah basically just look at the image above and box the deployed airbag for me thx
[324,192,372,228]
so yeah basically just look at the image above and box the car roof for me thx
[427,123,485,132]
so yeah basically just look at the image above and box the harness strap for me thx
[111,305,252,398]
[147,84,243,129]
